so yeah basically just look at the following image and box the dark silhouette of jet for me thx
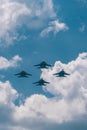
[14,70,32,78]
[33,78,49,86]
[53,69,70,77]
[34,61,51,69]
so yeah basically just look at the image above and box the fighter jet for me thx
[33,78,49,86]
[34,61,51,69]
[53,69,70,77]
[14,70,32,78]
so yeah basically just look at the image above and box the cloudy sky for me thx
[0,0,87,130]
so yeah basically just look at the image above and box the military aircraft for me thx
[34,61,51,69]
[14,70,32,78]
[53,69,70,77]
[33,78,49,86]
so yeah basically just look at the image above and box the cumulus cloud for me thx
[40,20,68,37]
[0,0,30,46]
[0,0,68,45]
[0,52,87,130]
[40,52,87,121]
[0,81,18,104]
[0,81,18,127]
[41,53,87,97]
[0,55,22,69]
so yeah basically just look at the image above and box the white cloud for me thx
[0,52,87,130]
[0,0,68,45]
[0,55,22,69]
[0,81,18,128]
[41,52,87,97]
[0,0,30,46]
[0,81,18,104]
[40,52,87,121]
[16,0,56,19]
[40,20,68,37]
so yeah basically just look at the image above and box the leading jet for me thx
[53,69,70,77]
[33,78,49,86]
[34,61,51,69]
[14,70,32,78]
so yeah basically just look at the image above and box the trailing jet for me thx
[34,61,51,69]
[14,70,32,78]
[33,78,49,86]
[53,69,70,77]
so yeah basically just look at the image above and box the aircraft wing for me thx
[53,72,59,75]
[36,83,46,86]
[34,64,40,67]
[38,66,48,69]
[17,75,29,78]
[27,73,32,76]
[33,81,39,84]
[64,72,70,75]
[36,83,42,86]
[56,75,66,77]
[47,64,51,67]
[14,73,21,76]
[33,82,41,86]
[44,81,49,84]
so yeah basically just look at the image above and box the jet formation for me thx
[33,78,49,86]
[14,70,32,78]
[53,69,70,77]
[34,61,51,69]
[14,61,70,86]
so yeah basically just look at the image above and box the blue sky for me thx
[0,0,87,130]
